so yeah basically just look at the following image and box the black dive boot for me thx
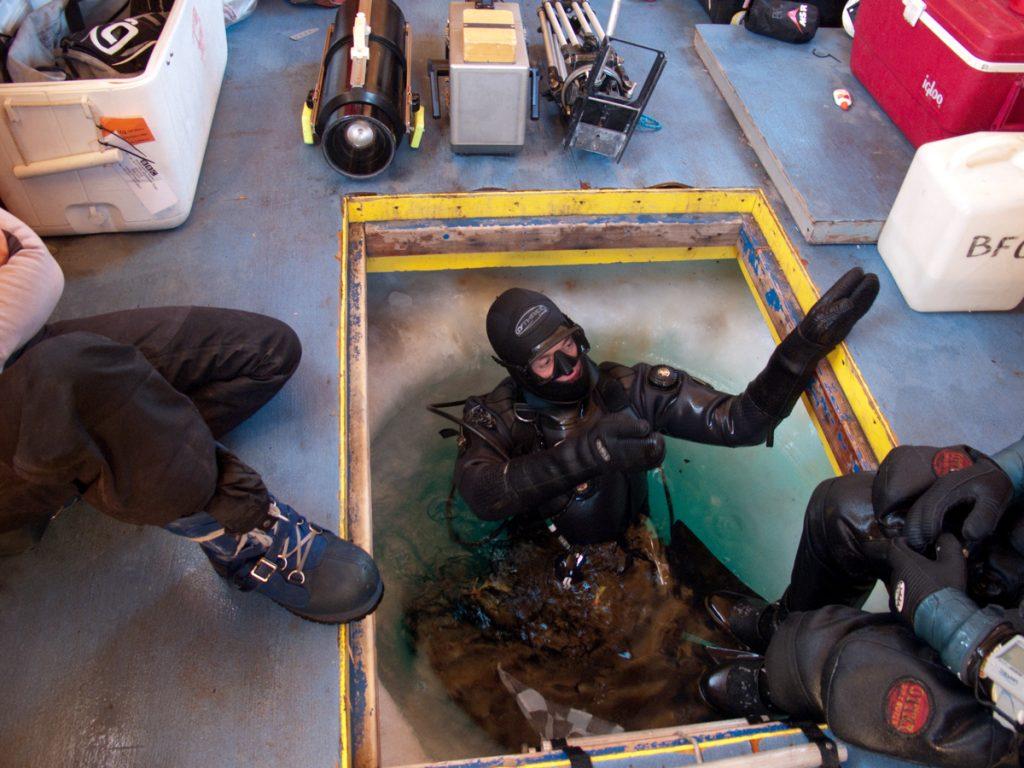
[699,658,775,719]
[705,591,785,653]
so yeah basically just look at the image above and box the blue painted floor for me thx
[0,0,1021,766]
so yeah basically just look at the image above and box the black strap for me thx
[551,739,593,768]
[64,0,86,32]
[792,721,840,768]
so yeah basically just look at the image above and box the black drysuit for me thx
[455,361,782,545]
[766,603,1020,768]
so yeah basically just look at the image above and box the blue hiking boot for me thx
[167,500,383,624]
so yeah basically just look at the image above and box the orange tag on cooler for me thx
[99,117,156,145]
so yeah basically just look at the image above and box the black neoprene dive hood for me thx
[485,288,594,403]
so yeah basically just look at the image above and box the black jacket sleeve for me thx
[453,398,527,521]
[626,363,777,447]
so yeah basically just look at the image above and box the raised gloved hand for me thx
[745,268,879,423]
[581,413,666,474]
[888,533,967,625]
[796,267,880,349]
[904,449,1014,552]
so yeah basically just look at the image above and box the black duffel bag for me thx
[744,0,819,43]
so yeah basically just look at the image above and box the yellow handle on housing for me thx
[410,105,425,150]
[301,101,315,145]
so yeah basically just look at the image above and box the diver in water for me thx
[410,269,878,746]
[452,268,879,549]
[701,437,1024,768]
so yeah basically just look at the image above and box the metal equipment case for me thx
[444,1,532,154]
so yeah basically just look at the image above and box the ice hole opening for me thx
[340,190,894,768]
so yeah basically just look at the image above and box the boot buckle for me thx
[250,557,279,583]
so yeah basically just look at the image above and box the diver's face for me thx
[530,336,581,383]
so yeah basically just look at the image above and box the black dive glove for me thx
[745,268,879,421]
[579,413,666,474]
[888,533,1011,686]
[888,533,967,625]
[904,449,1015,552]
[494,414,665,515]
[871,444,962,525]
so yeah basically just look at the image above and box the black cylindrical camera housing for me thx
[318,0,407,178]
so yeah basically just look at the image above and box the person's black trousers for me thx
[0,307,300,535]
[766,605,1018,768]
[783,470,1024,613]
[782,471,890,612]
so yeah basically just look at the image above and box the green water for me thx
[367,261,836,760]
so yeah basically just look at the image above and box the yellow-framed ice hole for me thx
[336,188,898,768]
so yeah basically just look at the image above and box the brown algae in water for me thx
[404,518,748,751]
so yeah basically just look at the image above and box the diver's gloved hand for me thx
[744,268,879,422]
[888,533,967,626]
[581,413,666,474]
[487,414,665,520]
[904,449,1015,552]
[871,443,970,529]
[796,267,880,349]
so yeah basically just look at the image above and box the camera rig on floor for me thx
[537,0,666,161]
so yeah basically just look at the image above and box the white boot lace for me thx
[265,502,320,585]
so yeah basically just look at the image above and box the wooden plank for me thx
[344,222,380,768]
[345,189,762,222]
[366,245,737,272]
[363,214,745,256]
[694,26,915,244]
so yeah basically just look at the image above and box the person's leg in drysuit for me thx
[707,472,888,649]
[701,605,1018,767]
[0,307,381,623]
[781,472,887,609]
[766,605,1018,768]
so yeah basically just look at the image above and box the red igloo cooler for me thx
[850,0,1024,147]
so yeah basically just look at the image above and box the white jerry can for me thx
[0,0,227,236]
[878,132,1024,312]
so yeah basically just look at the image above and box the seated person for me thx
[454,271,878,546]
[0,208,381,625]
[702,437,1024,768]
[706,440,1024,646]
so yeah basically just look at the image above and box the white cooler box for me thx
[0,0,227,235]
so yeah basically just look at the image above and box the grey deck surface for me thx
[0,1,1020,767]
[695,25,916,243]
